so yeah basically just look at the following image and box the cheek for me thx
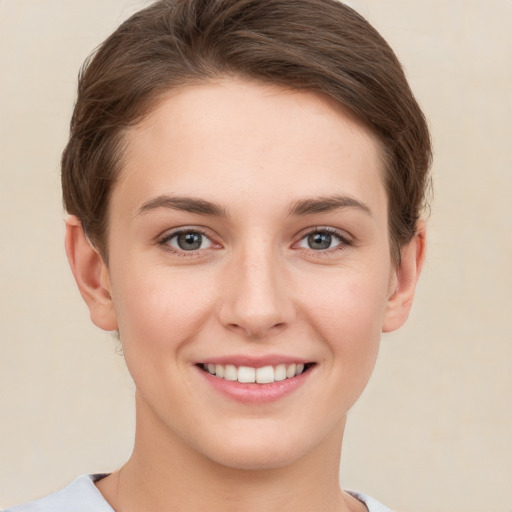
[297,265,389,381]
[300,265,390,335]
[110,265,216,357]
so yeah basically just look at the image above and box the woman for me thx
[7,1,431,511]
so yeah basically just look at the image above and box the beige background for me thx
[1,1,511,511]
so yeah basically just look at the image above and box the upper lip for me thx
[195,354,313,367]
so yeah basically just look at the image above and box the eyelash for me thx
[157,227,352,257]
[158,228,215,257]
[295,227,352,256]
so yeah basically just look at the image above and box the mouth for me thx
[197,362,316,384]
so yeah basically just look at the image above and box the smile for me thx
[199,362,313,384]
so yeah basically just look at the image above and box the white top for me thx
[5,474,393,512]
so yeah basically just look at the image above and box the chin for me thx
[194,423,320,471]
[206,444,304,471]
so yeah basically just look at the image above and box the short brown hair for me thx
[62,0,432,262]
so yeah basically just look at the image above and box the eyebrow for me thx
[287,194,372,217]
[137,193,371,218]
[138,195,227,217]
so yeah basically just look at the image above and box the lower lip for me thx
[197,366,313,404]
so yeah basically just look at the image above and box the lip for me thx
[195,360,315,404]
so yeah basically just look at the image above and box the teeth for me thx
[256,366,274,384]
[237,366,256,383]
[215,364,225,378]
[203,362,310,384]
[224,364,237,381]
[274,364,287,381]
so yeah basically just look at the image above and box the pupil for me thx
[308,232,331,250]
[178,232,201,250]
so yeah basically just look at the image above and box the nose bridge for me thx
[219,236,293,338]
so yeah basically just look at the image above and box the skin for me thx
[66,78,425,512]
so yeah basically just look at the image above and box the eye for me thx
[296,229,347,251]
[161,230,213,252]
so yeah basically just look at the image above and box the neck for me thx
[97,395,363,512]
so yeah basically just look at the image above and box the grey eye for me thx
[167,231,212,251]
[296,230,343,251]
[307,232,333,250]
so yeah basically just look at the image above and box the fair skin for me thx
[66,78,425,512]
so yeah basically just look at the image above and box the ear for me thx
[382,221,426,333]
[65,216,118,331]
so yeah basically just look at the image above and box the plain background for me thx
[1,1,511,511]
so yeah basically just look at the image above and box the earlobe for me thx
[65,216,118,331]
[382,221,426,333]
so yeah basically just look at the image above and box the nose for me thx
[218,243,295,339]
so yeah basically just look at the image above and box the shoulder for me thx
[347,490,394,512]
[4,474,113,512]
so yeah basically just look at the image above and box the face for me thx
[98,78,402,469]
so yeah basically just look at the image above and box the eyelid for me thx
[156,225,352,256]
[158,226,221,254]
[293,226,353,252]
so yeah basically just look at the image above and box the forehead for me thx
[112,78,387,219]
